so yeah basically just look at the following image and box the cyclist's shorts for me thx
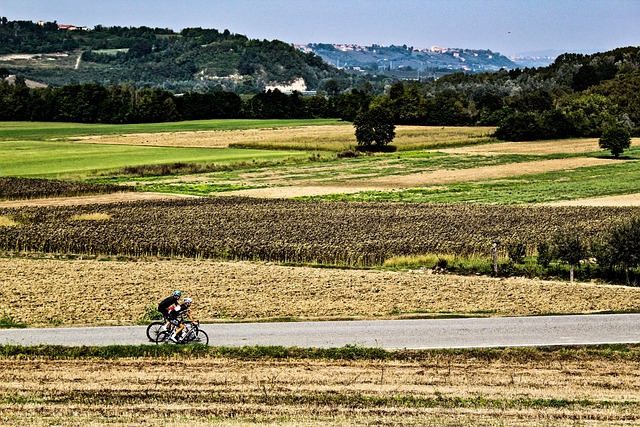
[168,318,180,327]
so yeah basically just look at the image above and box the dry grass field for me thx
[2,258,640,326]
[73,125,495,151]
[1,350,639,426]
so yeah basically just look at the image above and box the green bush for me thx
[507,241,526,264]
[536,241,552,268]
[140,305,163,321]
[0,310,26,329]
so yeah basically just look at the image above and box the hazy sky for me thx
[2,0,638,56]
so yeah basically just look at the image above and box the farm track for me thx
[0,191,192,208]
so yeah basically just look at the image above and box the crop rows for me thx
[0,177,129,200]
[1,197,639,266]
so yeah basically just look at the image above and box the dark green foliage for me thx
[551,230,588,282]
[0,19,344,93]
[141,305,163,321]
[552,231,588,266]
[536,241,552,268]
[506,241,526,264]
[605,217,640,280]
[328,89,372,121]
[494,112,543,141]
[354,106,396,147]
[0,311,26,329]
[2,18,640,136]
[245,89,306,119]
[599,126,631,158]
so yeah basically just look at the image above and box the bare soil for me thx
[2,258,639,326]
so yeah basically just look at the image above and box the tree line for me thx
[0,78,364,123]
[2,44,640,145]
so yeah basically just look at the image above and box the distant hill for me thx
[0,18,532,94]
[299,43,517,75]
[0,19,346,94]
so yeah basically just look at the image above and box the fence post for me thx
[492,239,500,275]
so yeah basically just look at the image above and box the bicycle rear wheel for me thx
[146,321,165,342]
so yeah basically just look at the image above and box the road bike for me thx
[146,316,191,342]
[155,320,209,345]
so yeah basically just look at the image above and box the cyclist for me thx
[158,290,181,331]
[167,297,197,342]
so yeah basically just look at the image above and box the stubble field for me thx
[1,348,639,426]
[2,258,640,325]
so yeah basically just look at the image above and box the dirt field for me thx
[1,351,639,426]
[1,258,639,326]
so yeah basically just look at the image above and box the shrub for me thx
[536,241,552,268]
[140,305,163,321]
[506,241,526,264]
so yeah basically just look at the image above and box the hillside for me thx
[0,19,346,94]
[301,43,517,75]
[1,18,528,94]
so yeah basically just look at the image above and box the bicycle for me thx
[146,315,191,342]
[155,320,209,345]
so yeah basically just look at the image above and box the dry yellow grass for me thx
[2,258,639,326]
[70,212,112,221]
[73,125,494,151]
[0,352,638,426]
[0,216,18,227]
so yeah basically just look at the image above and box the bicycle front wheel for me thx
[155,331,173,345]
[195,329,209,345]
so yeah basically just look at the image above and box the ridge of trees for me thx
[0,18,348,94]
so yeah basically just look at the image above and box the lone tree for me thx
[353,105,395,149]
[599,125,631,158]
[552,230,587,283]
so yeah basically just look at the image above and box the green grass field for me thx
[0,119,342,178]
[0,140,307,178]
[2,119,639,205]
[305,151,640,204]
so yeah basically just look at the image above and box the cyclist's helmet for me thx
[173,290,182,297]
[183,297,193,304]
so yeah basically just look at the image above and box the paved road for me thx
[0,314,638,349]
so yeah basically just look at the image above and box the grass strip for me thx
[3,389,636,411]
[1,343,638,361]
